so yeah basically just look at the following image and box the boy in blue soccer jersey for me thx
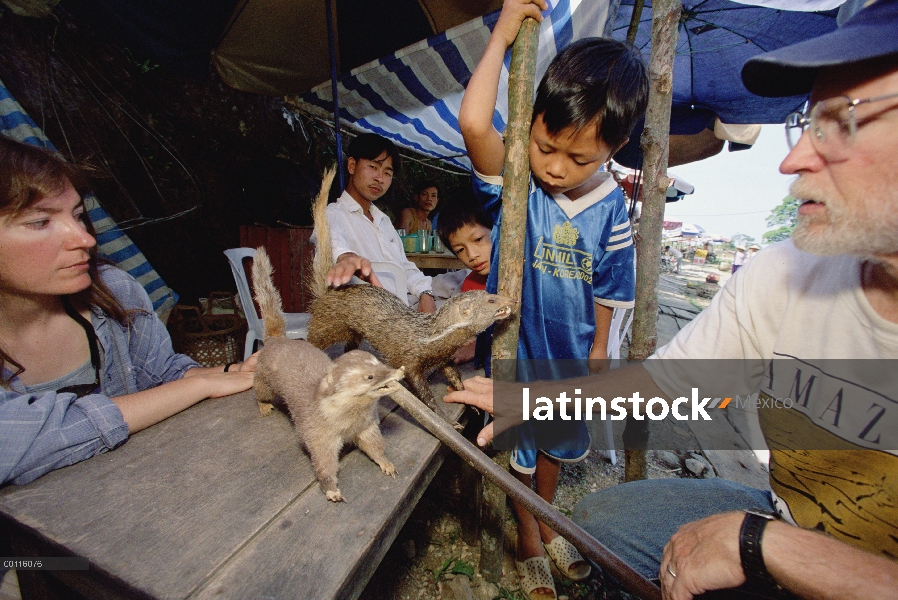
[458,1,648,597]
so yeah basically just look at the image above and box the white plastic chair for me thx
[350,261,409,306]
[607,306,635,362]
[223,248,311,359]
[598,306,635,465]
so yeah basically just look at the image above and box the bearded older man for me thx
[444,1,898,598]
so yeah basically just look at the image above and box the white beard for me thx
[789,178,898,257]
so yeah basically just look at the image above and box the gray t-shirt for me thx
[23,360,96,396]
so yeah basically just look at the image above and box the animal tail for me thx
[311,166,337,301]
[251,247,287,340]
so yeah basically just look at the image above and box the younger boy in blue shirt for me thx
[459,1,648,597]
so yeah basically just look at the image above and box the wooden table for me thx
[0,381,467,599]
[405,252,465,271]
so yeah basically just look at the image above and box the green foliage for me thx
[763,226,794,244]
[451,559,475,578]
[492,585,525,600]
[766,195,801,228]
[432,557,474,582]
[763,195,800,243]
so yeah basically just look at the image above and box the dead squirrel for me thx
[252,171,405,502]
[306,170,515,410]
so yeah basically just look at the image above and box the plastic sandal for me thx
[515,556,557,600]
[544,536,592,581]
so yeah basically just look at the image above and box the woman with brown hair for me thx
[0,136,255,485]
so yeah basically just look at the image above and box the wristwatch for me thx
[419,290,435,300]
[740,510,787,597]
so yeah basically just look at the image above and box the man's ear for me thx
[347,157,357,175]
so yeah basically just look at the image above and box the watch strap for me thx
[739,511,788,597]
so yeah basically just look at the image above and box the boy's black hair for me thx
[533,38,649,150]
[345,133,401,171]
[436,201,494,254]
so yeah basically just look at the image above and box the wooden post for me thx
[480,15,540,584]
[492,17,540,357]
[624,0,680,482]
[626,0,647,45]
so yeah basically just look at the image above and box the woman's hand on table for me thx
[114,369,255,433]
[182,351,259,378]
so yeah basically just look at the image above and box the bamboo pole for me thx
[324,0,345,191]
[491,17,540,360]
[624,0,681,482]
[390,388,662,600]
[626,0,647,45]
[478,15,541,584]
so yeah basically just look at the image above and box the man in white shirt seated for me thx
[321,134,436,313]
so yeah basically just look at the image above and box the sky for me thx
[661,124,796,245]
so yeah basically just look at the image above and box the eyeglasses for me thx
[785,92,898,160]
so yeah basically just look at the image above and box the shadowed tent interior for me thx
[49,0,839,169]
[56,0,503,94]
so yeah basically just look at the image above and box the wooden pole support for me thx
[626,0,647,45]
[491,16,539,360]
[624,0,681,482]
[389,387,662,600]
[481,16,541,584]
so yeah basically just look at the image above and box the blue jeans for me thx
[572,478,774,581]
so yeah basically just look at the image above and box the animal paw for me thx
[257,402,274,417]
[380,461,397,477]
[325,489,345,502]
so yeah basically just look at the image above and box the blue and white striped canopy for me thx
[294,0,839,170]
[296,0,614,171]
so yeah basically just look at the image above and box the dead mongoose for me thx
[306,168,515,410]
[252,187,404,502]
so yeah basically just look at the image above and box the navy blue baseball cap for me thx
[742,0,898,98]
